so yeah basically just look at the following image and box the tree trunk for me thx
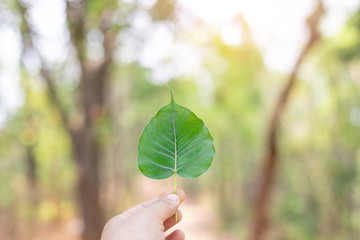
[72,127,104,240]
[249,2,324,240]
[70,71,108,240]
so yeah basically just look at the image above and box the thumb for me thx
[144,194,180,221]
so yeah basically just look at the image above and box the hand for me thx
[101,190,186,240]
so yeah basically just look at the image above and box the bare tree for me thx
[249,1,325,240]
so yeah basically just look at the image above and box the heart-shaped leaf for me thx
[138,90,215,180]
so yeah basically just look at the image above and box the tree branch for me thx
[249,1,325,240]
[96,24,117,85]
[39,64,72,133]
[66,0,87,67]
[91,12,119,105]
[17,0,72,133]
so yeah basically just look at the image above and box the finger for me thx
[164,210,182,231]
[160,189,186,204]
[165,229,185,240]
[119,189,186,220]
[122,190,174,217]
[144,194,180,221]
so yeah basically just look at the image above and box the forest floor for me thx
[1,175,238,240]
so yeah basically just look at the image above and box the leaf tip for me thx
[167,86,175,103]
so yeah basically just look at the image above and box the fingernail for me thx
[166,194,180,201]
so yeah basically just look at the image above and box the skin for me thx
[101,190,186,240]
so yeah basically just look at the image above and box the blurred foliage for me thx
[0,0,360,240]
[337,9,360,61]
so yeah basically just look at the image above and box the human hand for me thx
[101,190,186,240]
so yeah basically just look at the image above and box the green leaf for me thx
[138,90,215,180]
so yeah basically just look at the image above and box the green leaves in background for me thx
[138,90,215,180]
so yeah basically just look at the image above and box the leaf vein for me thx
[150,148,175,160]
[177,127,203,155]
[142,135,174,155]
[142,157,174,171]
[176,126,192,142]
[152,128,175,145]
[176,158,198,171]
[177,137,206,158]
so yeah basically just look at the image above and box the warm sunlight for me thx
[0,0,359,125]
[179,0,359,72]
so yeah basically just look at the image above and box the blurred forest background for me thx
[1,0,360,239]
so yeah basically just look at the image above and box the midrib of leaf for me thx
[171,100,178,174]
[170,93,179,222]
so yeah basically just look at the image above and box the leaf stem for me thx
[173,172,177,222]
[173,172,177,194]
